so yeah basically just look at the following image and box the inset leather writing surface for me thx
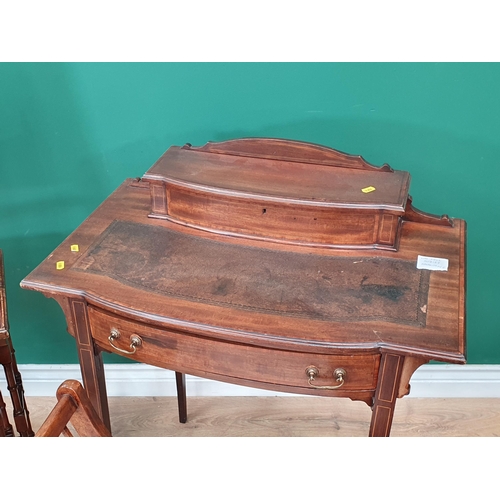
[73,220,430,327]
[21,180,465,361]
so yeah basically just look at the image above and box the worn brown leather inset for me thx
[74,221,430,326]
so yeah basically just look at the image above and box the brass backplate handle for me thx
[305,366,346,390]
[108,328,143,355]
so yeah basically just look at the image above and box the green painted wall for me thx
[1,62,498,364]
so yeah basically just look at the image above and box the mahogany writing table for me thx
[21,139,466,437]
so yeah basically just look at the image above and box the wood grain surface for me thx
[76,220,430,326]
[18,138,466,438]
[21,179,466,361]
[8,396,500,437]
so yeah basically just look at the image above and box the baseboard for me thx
[3,363,500,398]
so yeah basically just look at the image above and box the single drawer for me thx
[88,306,380,394]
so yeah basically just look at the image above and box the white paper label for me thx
[416,255,449,271]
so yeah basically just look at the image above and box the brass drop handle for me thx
[108,328,142,355]
[305,366,346,389]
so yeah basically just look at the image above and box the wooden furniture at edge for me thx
[1,252,104,437]
[0,250,34,437]
[35,379,111,437]
[20,138,466,437]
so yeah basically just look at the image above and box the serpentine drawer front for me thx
[88,306,380,395]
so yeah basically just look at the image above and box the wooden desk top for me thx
[21,178,466,364]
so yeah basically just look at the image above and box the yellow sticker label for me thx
[361,186,376,193]
[70,244,80,252]
[56,261,65,270]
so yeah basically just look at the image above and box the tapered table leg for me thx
[369,353,404,437]
[70,298,111,432]
[175,371,187,423]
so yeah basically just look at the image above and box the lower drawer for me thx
[88,306,380,394]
